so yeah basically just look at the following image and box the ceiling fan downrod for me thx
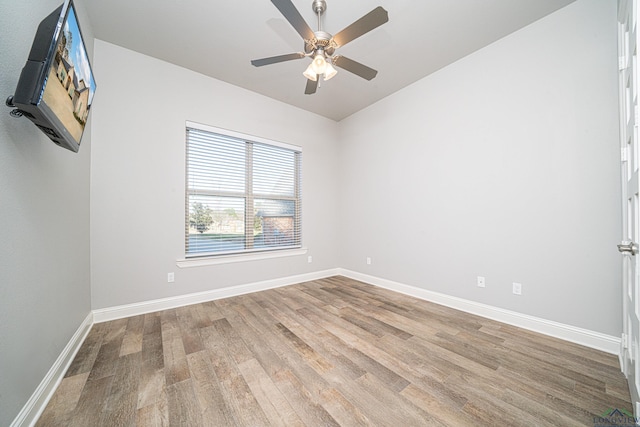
[312,0,327,31]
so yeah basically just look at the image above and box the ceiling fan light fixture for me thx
[311,52,327,75]
[324,62,337,80]
[303,63,318,81]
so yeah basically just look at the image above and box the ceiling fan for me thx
[251,0,389,95]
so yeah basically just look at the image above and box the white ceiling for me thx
[84,0,576,121]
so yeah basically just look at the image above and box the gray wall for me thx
[0,1,93,424]
[89,40,340,310]
[338,0,621,336]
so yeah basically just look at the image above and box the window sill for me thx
[176,247,308,268]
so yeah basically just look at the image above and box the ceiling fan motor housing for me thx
[305,30,335,55]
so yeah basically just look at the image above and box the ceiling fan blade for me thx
[331,6,389,48]
[251,52,305,67]
[271,0,315,41]
[333,56,378,80]
[304,78,318,95]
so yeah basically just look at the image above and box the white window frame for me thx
[179,121,304,267]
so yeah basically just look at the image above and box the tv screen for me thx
[9,0,96,152]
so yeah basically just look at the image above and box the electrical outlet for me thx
[308,256,313,263]
[366,257,372,265]
[168,272,175,283]
[477,276,485,288]
[513,282,522,295]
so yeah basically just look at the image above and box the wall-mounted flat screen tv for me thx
[9,0,96,153]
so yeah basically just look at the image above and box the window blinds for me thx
[186,125,301,257]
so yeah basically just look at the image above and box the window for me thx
[185,122,302,258]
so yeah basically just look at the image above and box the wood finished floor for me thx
[37,276,631,426]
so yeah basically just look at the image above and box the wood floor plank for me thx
[401,383,483,427]
[166,379,204,426]
[254,291,368,381]
[186,349,234,426]
[446,372,550,427]
[192,302,216,329]
[136,364,165,411]
[67,375,114,427]
[142,312,161,336]
[64,324,105,377]
[483,321,622,370]
[356,371,445,425]
[264,294,390,387]
[175,305,205,355]
[237,357,306,427]
[339,305,414,340]
[140,331,163,372]
[271,368,341,427]
[274,322,334,375]
[219,297,341,426]
[120,315,144,357]
[136,401,168,427]
[100,352,141,426]
[160,310,190,386]
[35,373,89,427]
[200,300,226,323]
[431,331,504,371]
[86,319,127,382]
[296,305,412,393]
[198,313,275,426]
[137,313,165,412]
[497,328,624,384]
[500,387,588,427]
[317,387,374,426]
[211,317,255,366]
[260,325,425,426]
[37,276,632,426]
[377,333,464,386]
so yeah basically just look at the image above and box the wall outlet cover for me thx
[513,282,522,295]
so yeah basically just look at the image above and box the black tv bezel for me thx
[11,0,96,153]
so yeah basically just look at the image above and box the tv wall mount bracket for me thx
[5,95,24,118]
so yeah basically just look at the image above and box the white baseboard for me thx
[10,312,94,427]
[338,269,621,355]
[93,268,341,323]
[94,267,621,353]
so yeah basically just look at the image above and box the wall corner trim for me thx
[338,268,622,355]
[10,312,94,427]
